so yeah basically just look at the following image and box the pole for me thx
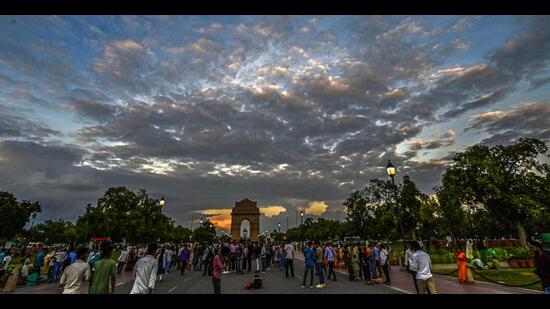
[391,176,407,260]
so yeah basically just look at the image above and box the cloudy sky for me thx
[1,16,549,232]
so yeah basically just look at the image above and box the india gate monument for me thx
[230,198,260,241]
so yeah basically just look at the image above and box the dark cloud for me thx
[0,112,61,139]
[65,88,117,122]
[467,101,550,144]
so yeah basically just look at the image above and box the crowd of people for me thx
[1,237,548,294]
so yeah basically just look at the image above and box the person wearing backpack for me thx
[325,242,337,281]
[203,243,215,277]
[362,244,373,285]
[265,240,272,270]
[235,243,243,274]
[301,241,316,288]
[156,245,166,282]
[246,242,253,273]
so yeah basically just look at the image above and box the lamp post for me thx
[300,210,304,226]
[278,222,281,233]
[386,160,407,259]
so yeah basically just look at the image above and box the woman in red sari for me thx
[456,251,468,284]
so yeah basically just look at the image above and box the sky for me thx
[1,16,549,233]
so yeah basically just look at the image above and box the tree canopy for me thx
[0,191,41,242]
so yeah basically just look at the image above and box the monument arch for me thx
[231,198,260,241]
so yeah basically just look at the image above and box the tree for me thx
[418,195,443,242]
[169,225,192,243]
[192,220,216,243]
[440,138,550,245]
[29,219,79,245]
[0,191,41,241]
[76,187,173,243]
[398,176,422,240]
[343,177,423,241]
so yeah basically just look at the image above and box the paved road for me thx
[117,257,404,294]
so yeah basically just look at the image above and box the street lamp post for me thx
[278,222,281,233]
[386,160,407,262]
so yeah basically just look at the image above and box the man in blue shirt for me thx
[302,242,316,288]
[68,247,77,264]
[372,242,380,279]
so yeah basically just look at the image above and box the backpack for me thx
[244,275,263,289]
[207,247,215,259]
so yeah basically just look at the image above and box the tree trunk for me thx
[411,230,417,241]
[516,222,527,246]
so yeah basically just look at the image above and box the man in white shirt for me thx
[59,248,91,294]
[409,241,437,294]
[379,244,391,284]
[164,246,174,273]
[117,247,130,274]
[284,241,295,278]
[131,243,159,294]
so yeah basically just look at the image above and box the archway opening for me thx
[240,219,251,239]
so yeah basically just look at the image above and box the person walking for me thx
[89,243,117,294]
[529,240,550,294]
[362,244,373,285]
[301,242,315,288]
[212,246,228,294]
[265,240,272,270]
[404,241,419,293]
[246,242,253,273]
[284,241,295,278]
[157,245,166,281]
[253,242,261,273]
[278,244,285,271]
[260,242,267,273]
[53,248,67,282]
[180,244,190,276]
[352,243,361,281]
[380,244,391,284]
[204,243,215,277]
[456,250,468,284]
[325,242,337,281]
[60,247,91,294]
[313,241,325,288]
[409,241,437,294]
[116,246,129,274]
[130,243,159,294]
[164,246,174,274]
[342,243,354,281]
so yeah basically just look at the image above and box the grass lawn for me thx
[432,266,543,291]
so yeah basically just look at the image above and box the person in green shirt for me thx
[89,243,117,294]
